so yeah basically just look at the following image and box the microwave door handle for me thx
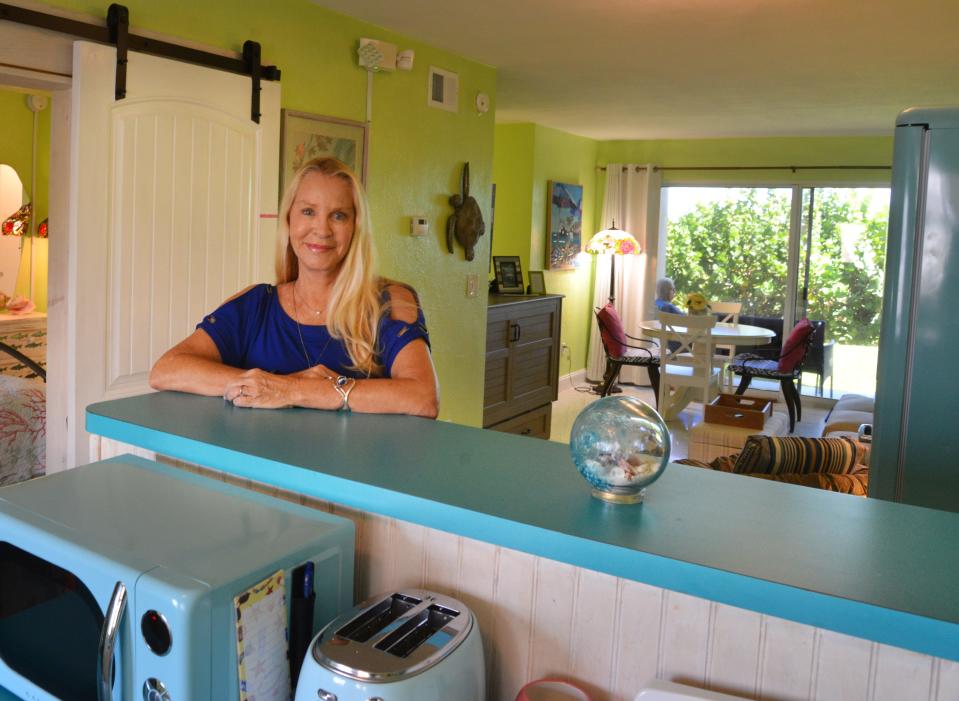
[97,581,127,701]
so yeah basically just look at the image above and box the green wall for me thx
[493,123,599,374]
[0,87,50,311]
[38,0,497,426]
[491,123,534,272]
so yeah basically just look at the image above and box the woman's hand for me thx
[223,369,295,409]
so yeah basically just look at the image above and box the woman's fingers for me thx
[225,371,290,408]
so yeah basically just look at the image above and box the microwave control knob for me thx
[143,678,171,701]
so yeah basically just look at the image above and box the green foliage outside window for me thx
[665,189,888,345]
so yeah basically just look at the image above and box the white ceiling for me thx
[311,0,959,140]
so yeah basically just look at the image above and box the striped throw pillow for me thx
[732,436,867,476]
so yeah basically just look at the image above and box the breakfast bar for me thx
[86,393,959,699]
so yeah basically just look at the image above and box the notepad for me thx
[235,569,291,701]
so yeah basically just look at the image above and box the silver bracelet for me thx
[330,375,356,412]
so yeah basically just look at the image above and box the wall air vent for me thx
[428,66,459,113]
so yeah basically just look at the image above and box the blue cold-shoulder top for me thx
[196,284,430,378]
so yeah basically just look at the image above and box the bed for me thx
[0,341,45,486]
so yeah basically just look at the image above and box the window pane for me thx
[664,187,792,317]
[799,187,889,398]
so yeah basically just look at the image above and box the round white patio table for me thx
[637,320,776,420]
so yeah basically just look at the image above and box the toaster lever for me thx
[317,691,338,701]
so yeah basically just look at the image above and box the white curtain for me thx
[587,163,663,384]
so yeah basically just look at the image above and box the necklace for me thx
[294,281,325,316]
[292,284,332,370]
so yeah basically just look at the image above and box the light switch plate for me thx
[410,216,428,237]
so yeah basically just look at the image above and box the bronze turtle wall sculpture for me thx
[447,162,485,261]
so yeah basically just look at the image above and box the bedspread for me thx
[0,375,45,485]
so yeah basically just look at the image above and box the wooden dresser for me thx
[483,294,562,439]
[0,311,46,377]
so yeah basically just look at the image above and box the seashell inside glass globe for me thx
[569,396,670,504]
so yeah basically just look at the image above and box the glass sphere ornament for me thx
[569,396,671,504]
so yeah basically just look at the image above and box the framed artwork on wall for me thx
[546,180,583,270]
[493,255,525,294]
[280,110,369,195]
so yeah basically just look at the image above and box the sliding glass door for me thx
[662,185,889,398]
[795,187,889,398]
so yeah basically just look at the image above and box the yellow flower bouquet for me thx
[685,292,711,315]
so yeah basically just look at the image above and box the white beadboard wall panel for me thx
[937,658,959,701]
[757,616,817,701]
[611,579,664,700]
[659,591,710,687]
[390,518,427,588]
[871,644,935,701]
[424,527,462,598]
[492,547,537,701]
[705,603,762,698]
[362,512,395,599]
[570,568,619,699]
[96,444,959,701]
[456,537,500,697]
[811,630,872,700]
[527,557,576,682]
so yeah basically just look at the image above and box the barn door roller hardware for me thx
[0,2,280,123]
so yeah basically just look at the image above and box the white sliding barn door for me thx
[64,41,279,467]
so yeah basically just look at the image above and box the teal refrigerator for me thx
[872,107,959,512]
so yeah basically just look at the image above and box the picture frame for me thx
[528,270,546,295]
[280,110,369,195]
[546,180,584,270]
[493,255,525,294]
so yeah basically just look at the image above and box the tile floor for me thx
[549,376,832,459]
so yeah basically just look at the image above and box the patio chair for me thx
[728,319,819,432]
[594,304,660,403]
[657,311,722,413]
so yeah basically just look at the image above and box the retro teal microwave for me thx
[0,455,354,700]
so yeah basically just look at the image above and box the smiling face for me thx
[287,171,356,278]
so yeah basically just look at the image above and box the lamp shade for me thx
[586,220,640,256]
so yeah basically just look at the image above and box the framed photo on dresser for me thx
[493,256,525,294]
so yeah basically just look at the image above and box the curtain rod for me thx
[597,164,891,172]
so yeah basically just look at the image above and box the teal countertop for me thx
[87,393,959,662]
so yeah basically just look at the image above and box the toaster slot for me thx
[374,603,459,658]
[336,592,421,643]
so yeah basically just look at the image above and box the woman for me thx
[654,277,684,315]
[149,157,439,418]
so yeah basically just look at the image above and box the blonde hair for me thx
[276,157,384,376]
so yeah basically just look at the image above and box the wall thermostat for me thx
[410,216,428,237]
[475,92,490,114]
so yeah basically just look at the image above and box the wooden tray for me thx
[705,394,773,430]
